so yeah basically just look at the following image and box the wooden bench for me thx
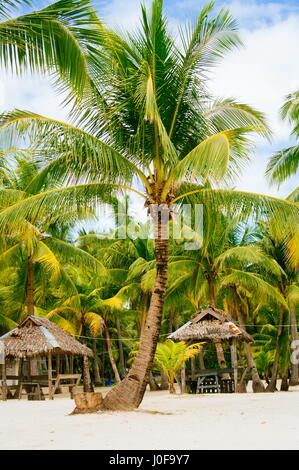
[52,374,81,397]
[187,367,252,394]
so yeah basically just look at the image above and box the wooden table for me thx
[188,368,250,394]
[2,374,81,400]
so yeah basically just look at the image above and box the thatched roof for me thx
[0,316,92,358]
[168,306,253,343]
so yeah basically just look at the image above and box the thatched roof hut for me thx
[168,306,253,344]
[0,315,92,358]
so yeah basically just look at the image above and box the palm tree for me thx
[257,216,299,387]
[167,210,287,391]
[0,0,298,410]
[154,340,203,394]
[252,308,291,391]
[0,0,97,96]
[266,91,299,188]
[47,281,105,392]
[0,152,106,319]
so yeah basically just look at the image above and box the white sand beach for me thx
[1,386,299,450]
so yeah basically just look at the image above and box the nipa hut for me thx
[169,306,253,392]
[0,315,92,400]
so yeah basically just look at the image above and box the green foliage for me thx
[154,340,203,392]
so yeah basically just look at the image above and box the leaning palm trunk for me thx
[281,374,289,391]
[266,358,279,392]
[243,343,265,392]
[103,212,169,410]
[105,326,121,383]
[289,309,299,385]
[208,277,230,380]
[116,318,126,378]
[266,309,286,392]
[233,295,265,392]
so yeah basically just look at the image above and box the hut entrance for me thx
[0,316,92,401]
[169,306,254,393]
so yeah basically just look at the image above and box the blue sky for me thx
[0,0,298,229]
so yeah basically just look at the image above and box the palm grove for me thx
[0,0,298,410]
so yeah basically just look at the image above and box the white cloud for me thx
[210,15,299,143]
[225,0,299,27]
[208,10,299,196]
[96,0,151,29]
[0,72,68,120]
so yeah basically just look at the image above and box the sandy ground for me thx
[1,386,299,450]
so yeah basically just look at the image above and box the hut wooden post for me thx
[230,338,238,393]
[1,360,7,401]
[48,353,53,400]
[17,358,23,399]
[56,354,60,375]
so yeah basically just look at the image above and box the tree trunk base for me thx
[237,381,247,393]
[71,392,104,414]
[265,382,277,392]
[102,375,142,411]
[252,379,265,393]
[280,376,289,391]
[93,381,102,387]
[160,372,169,390]
[149,372,160,391]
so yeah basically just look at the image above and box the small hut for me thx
[169,306,253,392]
[0,315,92,400]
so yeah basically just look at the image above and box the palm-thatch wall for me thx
[0,315,92,358]
[168,306,253,344]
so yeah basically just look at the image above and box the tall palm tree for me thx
[167,211,287,391]
[257,216,299,387]
[47,280,105,392]
[0,0,298,410]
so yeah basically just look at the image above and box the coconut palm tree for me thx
[0,152,106,319]
[0,0,298,410]
[266,91,299,187]
[46,280,105,392]
[252,307,291,391]
[0,0,98,96]
[166,209,288,391]
[257,215,299,388]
